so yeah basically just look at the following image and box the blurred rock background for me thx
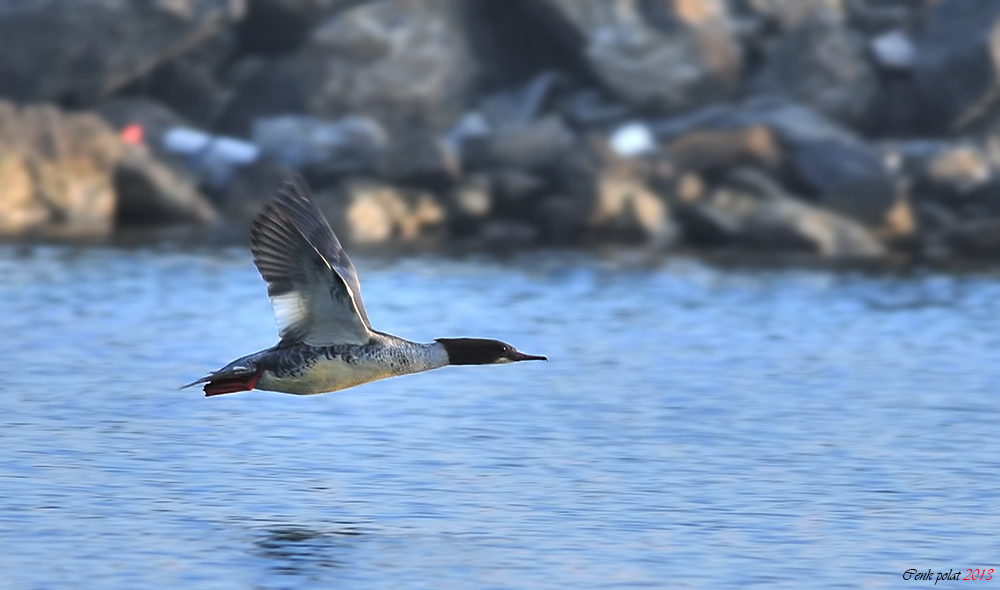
[2,0,1000,264]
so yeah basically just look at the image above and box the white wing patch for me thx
[270,282,369,346]
[271,292,309,342]
[250,175,374,347]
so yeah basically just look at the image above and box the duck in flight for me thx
[184,175,546,397]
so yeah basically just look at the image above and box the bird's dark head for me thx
[436,338,547,366]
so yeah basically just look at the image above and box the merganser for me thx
[183,175,546,397]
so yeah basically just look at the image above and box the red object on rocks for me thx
[120,123,144,145]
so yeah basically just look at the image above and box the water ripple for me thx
[0,245,998,588]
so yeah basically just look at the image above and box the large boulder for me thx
[587,165,676,246]
[664,125,782,174]
[888,140,994,202]
[655,99,897,228]
[461,116,574,173]
[251,114,388,177]
[215,57,309,136]
[520,138,677,246]
[317,180,447,244]
[114,145,218,226]
[0,2,239,106]
[138,30,238,129]
[237,0,357,55]
[886,139,1000,246]
[0,102,122,240]
[912,0,1000,133]
[450,72,575,173]
[220,156,295,222]
[939,218,1000,259]
[537,0,743,112]
[673,168,886,258]
[285,0,477,133]
[750,14,879,125]
[0,100,218,240]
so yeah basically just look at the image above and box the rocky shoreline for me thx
[2,0,1000,265]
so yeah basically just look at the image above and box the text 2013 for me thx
[904,569,993,583]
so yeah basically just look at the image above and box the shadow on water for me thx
[252,525,364,578]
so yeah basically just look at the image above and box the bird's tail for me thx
[181,368,264,397]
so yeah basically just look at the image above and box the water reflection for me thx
[253,525,363,578]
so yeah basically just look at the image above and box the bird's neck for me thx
[371,332,450,373]
[410,340,451,373]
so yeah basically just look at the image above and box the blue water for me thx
[1,245,998,589]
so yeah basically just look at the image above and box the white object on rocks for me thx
[163,128,260,163]
[871,30,916,70]
[444,110,491,158]
[163,127,260,187]
[252,115,387,170]
[610,122,656,157]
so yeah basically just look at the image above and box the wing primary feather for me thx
[271,175,371,326]
[249,175,373,346]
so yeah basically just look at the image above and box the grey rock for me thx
[0,3,234,106]
[323,180,446,244]
[381,131,459,183]
[913,0,1000,133]
[287,0,476,133]
[665,124,781,173]
[237,0,359,55]
[675,168,886,258]
[462,116,574,172]
[0,102,122,240]
[448,73,573,168]
[114,145,218,226]
[530,197,586,244]
[655,99,896,227]
[538,0,743,112]
[477,71,569,127]
[846,0,925,33]
[750,15,879,125]
[745,196,885,257]
[490,168,547,205]
[0,0,245,20]
[480,220,539,247]
[143,58,231,129]
[221,156,295,222]
[561,88,632,128]
[252,114,387,175]
[743,0,844,32]
[588,167,677,246]
[940,217,1000,258]
[888,139,1000,234]
[216,57,308,137]
[892,141,993,198]
[0,98,218,232]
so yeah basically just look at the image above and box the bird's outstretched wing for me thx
[250,175,372,346]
